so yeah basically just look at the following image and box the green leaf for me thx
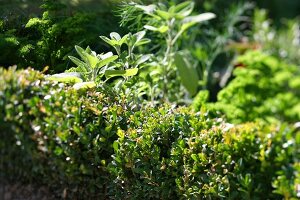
[181,12,216,31]
[25,18,42,28]
[156,9,172,20]
[135,4,156,14]
[46,72,83,83]
[97,55,118,68]
[170,1,194,18]
[86,54,99,69]
[136,54,151,66]
[144,25,159,31]
[100,36,118,47]
[74,45,99,69]
[73,81,96,90]
[105,68,138,79]
[75,45,102,69]
[68,56,88,70]
[117,129,125,139]
[135,38,151,46]
[113,141,119,152]
[99,52,113,60]
[110,32,121,41]
[191,154,198,162]
[74,45,88,63]
[174,52,199,96]
[119,34,129,46]
[134,31,146,44]
[144,25,168,33]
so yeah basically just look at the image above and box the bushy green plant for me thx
[1,67,300,199]
[47,31,151,91]
[204,50,300,123]
[118,1,215,102]
[0,66,139,198]
[109,115,300,199]
[0,0,120,72]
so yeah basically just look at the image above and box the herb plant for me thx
[119,1,215,102]
[47,31,151,90]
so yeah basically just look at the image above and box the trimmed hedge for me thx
[1,67,300,199]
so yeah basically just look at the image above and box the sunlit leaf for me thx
[99,52,113,60]
[46,72,83,83]
[134,31,146,44]
[156,9,172,20]
[73,81,96,90]
[181,13,216,31]
[110,32,121,41]
[170,1,194,18]
[135,4,156,14]
[97,55,118,68]
[144,25,159,31]
[136,54,151,66]
[105,68,138,79]
[68,56,88,70]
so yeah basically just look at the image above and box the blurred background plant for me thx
[252,9,300,66]
[0,0,121,73]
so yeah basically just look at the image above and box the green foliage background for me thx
[0,0,121,72]
[202,51,300,124]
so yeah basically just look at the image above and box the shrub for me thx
[1,67,299,199]
[202,50,300,123]
[0,0,120,72]
[111,117,300,199]
[0,67,138,198]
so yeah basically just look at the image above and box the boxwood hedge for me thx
[1,67,299,199]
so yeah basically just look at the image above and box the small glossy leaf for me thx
[117,129,125,139]
[191,154,198,162]
[113,141,119,152]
